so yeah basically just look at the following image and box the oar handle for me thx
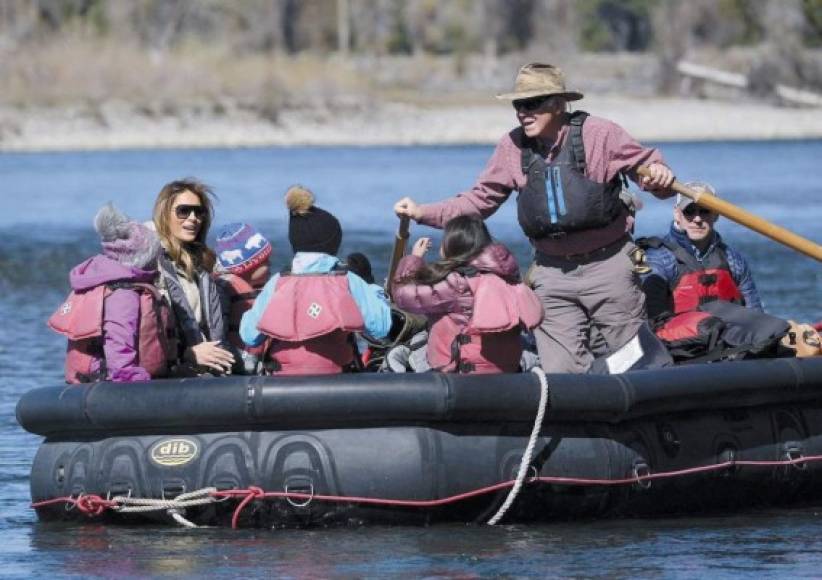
[637,167,822,262]
[385,216,411,297]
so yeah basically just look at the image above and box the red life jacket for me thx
[665,239,743,314]
[47,283,177,384]
[256,272,365,375]
[218,273,266,358]
[428,273,543,374]
[645,237,743,358]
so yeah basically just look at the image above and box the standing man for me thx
[394,63,675,373]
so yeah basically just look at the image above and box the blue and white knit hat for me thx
[214,223,272,275]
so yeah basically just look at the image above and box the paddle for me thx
[637,166,822,262]
[385,216,411,297]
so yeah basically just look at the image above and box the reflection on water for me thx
[1,141,821,577]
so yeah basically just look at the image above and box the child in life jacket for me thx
[48,204,176,383]
[214,223,273,374]
[239,186,392,375]
[392,215,543,374]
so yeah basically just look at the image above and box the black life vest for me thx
[517,111,624,239]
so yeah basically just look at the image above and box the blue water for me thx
[1,141,821,577]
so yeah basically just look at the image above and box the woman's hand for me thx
[412,237,432,258]
[394,197,423,221]
[186,341,235,373]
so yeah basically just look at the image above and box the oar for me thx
[385,216,411,297]
[638,166,822,262]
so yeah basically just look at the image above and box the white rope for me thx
[168,509,199,528]
[110,487,218,528]
[487,366,550,526]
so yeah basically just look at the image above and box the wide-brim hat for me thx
[496,63,584,102]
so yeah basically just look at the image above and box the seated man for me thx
[638,182,784,361]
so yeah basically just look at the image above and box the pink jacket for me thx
[418,115,673,256]
[392,244,543,373]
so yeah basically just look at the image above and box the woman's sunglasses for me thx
[174,204,206,220]
[512,95,552,113]
[682,205,715,220]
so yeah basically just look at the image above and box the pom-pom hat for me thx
[215,223,273,275]
[286,185,343,255]
[95,203,160,270]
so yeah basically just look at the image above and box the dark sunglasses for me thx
[512,95,551,113]
[682,205,714,220]
[173,204,206,220]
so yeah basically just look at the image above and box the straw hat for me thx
[496,63,583,101]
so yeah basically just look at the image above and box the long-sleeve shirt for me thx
[240,252,392,347]
[418,114,672,256]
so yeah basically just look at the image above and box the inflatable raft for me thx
[16,357,822,528]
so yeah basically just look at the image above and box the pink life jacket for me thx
[48,283,176,384]
[428,273,543,374]
[219,273,266,358]
[256,273,365,375]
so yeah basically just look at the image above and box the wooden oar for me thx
[385,216,411,297]
[638,166,822,262]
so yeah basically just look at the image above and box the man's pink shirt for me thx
[418,114,673,256]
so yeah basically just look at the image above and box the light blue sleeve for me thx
[239,273,280,347]
[347,272,392,339]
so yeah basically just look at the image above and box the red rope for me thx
[31,494,117,517]
[32,454,822,528]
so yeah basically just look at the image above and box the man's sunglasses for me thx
[174,204,207,220]
[512,95,552,113]
[682,205,715,220]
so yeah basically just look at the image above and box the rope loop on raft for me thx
[487,366,550,526]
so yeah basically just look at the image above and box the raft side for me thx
[16,358,822,438]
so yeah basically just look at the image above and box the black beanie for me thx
[285,185,343,255]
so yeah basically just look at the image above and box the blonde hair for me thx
[152,179,216,278]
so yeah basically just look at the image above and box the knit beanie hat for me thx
[286,185,342,255]
[94,203,160,270]
[214,222,273,276]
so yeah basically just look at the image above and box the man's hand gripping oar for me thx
[637,166,822,262]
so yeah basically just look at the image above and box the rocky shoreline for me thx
[2,95,822,152]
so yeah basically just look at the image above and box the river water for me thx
[1,141,821,578]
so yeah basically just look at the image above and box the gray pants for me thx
[528,238,646,374]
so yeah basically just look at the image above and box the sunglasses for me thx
[173,204,206,220]
[512,95,552,113]
[682,205,715,220]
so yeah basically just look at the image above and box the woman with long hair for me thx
[392,215,542,374]
[153,179,235,374]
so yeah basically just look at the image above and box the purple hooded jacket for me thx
[69,255,158,382]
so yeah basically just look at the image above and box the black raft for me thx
[16,357,822,528]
